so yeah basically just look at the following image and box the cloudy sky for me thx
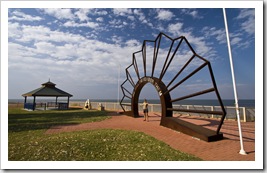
[8,7,255,100]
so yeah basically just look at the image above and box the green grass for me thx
[8,107,202,161]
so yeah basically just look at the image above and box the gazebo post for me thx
[33,96,36,111]
[24,96,27,109]
[55,96,58,105]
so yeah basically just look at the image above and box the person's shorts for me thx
[143,109,148,113]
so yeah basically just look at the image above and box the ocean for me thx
[9,98,255,108]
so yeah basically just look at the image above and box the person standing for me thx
[142,99,149,122]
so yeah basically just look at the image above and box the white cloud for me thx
[156,9,173,21]
[125,39,141,47]
[8,22,23,39]
[5,8,255,101]
[132,9,153,27]
[201,26,226,44]
[8,22,136,97]
[229,33,251,49]
[133,9,145,21]
[236,8,254,20]
[108,19,125,29]
[40,8,74,20]
[181,9,203,19]
[74,9,91,21]
[236,9,255,35]
[111,35,123,44]
[231,37,242,46]
[8,42,37,60]
[9,10,43,21]
[63,21,99,29]
[188,10,202,19]
[185,34,214,57]
[127,16,135,21]
[214,30,226,44]
[96,17,104,22]
[113,8,132,16]
[34,41,57,54]
[167,22,183,36]
[94,10,108,16]
[8,14,217,88]
[217,8,255,50]
[167,22,216,60]
[14,25,52,43]
[53,43,79,60]
[241,17,254,35]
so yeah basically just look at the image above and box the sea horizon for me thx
[9,98,255,108]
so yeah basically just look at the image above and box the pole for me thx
[223,8,247,155]
[117,64,121,111]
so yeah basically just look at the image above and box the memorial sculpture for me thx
[120,32,227,142]
[98,103,104,111]
[84,99,92,110]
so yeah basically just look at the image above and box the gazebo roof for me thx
[41,81,56,87]
[22,80,73,97]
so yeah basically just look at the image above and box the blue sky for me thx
[8,7,255,100]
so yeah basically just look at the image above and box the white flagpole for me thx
[223,8,247,155]
[117,63,121,111]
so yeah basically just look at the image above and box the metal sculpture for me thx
[120,32,226,142]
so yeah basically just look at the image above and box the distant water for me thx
[9,98,255,108]
[117,99,255,108]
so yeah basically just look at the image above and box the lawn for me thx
[8,107,202,161]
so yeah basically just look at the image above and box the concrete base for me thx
[160,117,223,142]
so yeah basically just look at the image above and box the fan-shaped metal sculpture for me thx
[120,32,226,142]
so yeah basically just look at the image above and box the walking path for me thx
[45,112,255,161]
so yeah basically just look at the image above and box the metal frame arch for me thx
[131,77,172,118]
[120,32,227,142]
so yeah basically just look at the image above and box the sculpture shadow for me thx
[8,109,108,133]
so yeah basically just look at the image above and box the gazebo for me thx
[22,80,73,111]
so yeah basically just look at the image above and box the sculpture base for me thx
[160,117,223,142]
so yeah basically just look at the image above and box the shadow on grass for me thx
[8,108,109,132]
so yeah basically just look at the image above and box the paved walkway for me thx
[45,112,255,161]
